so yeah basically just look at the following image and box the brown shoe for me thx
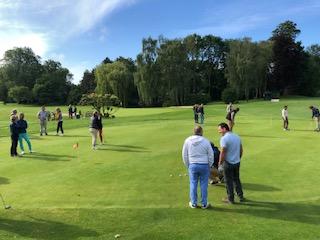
[222,198,234,204]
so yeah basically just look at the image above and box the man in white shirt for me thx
[182,126,214,209]
[281,106,289,131]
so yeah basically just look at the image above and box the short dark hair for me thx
[218,122,230,131]
[194,125,203,136]
[309,106,314,109]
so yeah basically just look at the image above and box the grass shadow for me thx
[240,134,282,139]
[242,183,281,192]
[212,183,281,192]
[105,144,148,150]
[0,177,10,185]
[0,217,99,239]
[97,143,150,153]
[22,152,75,162]
[215,199,320,225]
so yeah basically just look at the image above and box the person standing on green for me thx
[37,106,49,136]
[198,104,205,124]
[17,113,32,155]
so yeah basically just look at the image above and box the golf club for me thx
[0,194,11,210]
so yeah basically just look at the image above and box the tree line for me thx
[1,20,320,106]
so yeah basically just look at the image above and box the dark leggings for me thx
[57,121,64,134]
[98,128,103,143]
[11,137,18,156]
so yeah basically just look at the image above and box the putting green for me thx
[0,98,319,239]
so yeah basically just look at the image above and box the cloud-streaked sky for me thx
[1,0,319,83]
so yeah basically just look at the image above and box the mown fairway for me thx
[0,98,319,240]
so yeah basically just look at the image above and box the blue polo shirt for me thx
[220,132,241,164]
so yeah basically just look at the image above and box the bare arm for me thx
[219,147,226,166]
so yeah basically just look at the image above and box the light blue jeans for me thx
[19,133,32,152]
[188,163,210,206]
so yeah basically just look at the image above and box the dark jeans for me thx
[11,136,18,156]
[283,117,289,129]
[57,121,64,134]
[224,161,243,202]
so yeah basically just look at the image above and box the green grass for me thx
[0,99,319,239]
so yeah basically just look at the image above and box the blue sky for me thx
[0,0,319,83]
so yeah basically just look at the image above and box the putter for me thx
[0,194,11,210]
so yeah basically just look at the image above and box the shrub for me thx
[221,88,238,103]
[8,86,33,103]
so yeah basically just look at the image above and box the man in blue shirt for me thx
[218,122,244,204]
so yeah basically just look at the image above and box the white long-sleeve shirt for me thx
[281,109,288,119]
[182,135,214,168]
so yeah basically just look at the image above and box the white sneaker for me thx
[201,203,211,209]
[189,202,197,209]
[21,151,25,155]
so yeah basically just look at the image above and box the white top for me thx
[226,104,233,113]
[281,109,288,119]
[182,135,214,167]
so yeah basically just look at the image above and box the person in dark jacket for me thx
[97,112,104,144]
[198,104,205,124]
[193,104,199,123]
[55,108,64,136]
[17,113,32,155]
[89,111,99,150]
[10,115,20,157]
[309,106,320,131]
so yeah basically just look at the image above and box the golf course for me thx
[0,98,319,240]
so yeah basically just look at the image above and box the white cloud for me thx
[0,0,137,80]
[0,30,49,59]
[179,1,320,38]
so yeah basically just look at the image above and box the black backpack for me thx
[210,142,220,168]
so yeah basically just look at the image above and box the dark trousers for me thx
[194,114,198,123]
[224,161,243,202]
[11,136,18,156]
[283,117,289,129]
[57,121,64,134]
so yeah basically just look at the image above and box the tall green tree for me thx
[225,38,258,100]
[0,47,42,89]
[33,60,72,104]
[134,37,162,106]
[269,20,305,94]
[299,44,320,96]
[157,39,191,105]
[79,69,96,94]
[95,60,135,107]
[200,35,228,100]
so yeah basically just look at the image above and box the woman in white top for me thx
[281,106,289,131]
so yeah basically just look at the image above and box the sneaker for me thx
[20,151,25,155]
[92,146,97,150]
[55,133,59,136]
[209,180,219,185]
[222,198,234,204]
[61,134,64,136]
[189,202,197,209]
[45,133,48,135]
[239,197,246,203]
[201,203,211,209]
[40,133,42,136]
[29,150,33,153]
